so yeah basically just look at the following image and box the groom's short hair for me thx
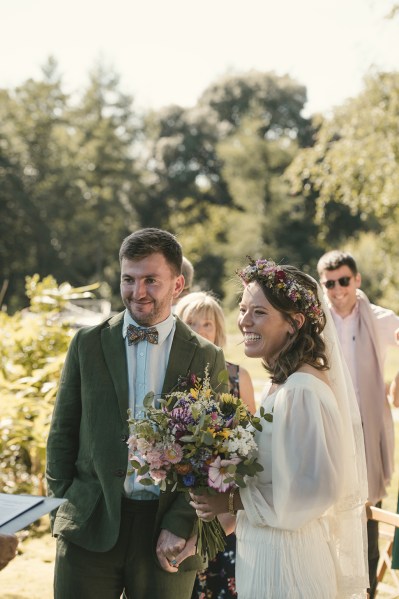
[119,228,183,275]
[317,250,358,276]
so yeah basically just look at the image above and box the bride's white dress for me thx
[236,372,344,599]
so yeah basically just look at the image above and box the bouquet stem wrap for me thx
[197,517,226,561]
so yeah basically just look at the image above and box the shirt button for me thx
[115,469,126,478]
[121,434,129,443]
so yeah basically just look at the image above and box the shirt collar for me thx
[328,298,359,321]
[122,311,175,345]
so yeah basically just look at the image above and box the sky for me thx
[1,0,398,116]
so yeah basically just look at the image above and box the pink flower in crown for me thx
[208,456,241,492]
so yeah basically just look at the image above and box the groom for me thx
[46,228,226,599]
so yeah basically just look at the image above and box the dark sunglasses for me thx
[323,276,352,289]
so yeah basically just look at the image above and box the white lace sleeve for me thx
[241,378,344,530]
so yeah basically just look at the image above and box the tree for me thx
[144,71,314,298]
[287,73,399,228]
[139,103,232,229]
[0,59,142,311]
[286,71,399,304]
[0,58,73,310]
[198,70,313,146]
[63,62,142,298]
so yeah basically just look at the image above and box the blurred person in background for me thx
[317,250,399,598]
[172,256,195,310]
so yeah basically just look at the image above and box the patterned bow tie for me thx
[127,324,159,345]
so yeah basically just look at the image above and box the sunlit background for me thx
[2,0,398,115]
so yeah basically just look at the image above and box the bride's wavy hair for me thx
[238,261,329,384]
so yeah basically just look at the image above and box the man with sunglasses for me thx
[317,249,399,599]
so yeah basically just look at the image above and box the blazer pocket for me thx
[56,478,102,523]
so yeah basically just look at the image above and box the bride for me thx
[190,258,369,598]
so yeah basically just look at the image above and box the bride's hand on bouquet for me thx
[189,491,228,521]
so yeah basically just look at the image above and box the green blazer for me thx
[46,312,226,569]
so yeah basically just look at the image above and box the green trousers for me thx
[54,498,196,599]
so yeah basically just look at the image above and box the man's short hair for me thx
[317,250,358,276]
[119,228,183,275]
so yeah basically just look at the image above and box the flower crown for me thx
[238,257,324,325]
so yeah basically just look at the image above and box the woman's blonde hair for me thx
[175,291,226,347]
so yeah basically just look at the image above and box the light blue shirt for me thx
[122,311,176,499]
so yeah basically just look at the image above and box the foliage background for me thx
[2,59,399,315]
[2,56,399,497]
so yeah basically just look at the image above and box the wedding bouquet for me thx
[127,367,263,560]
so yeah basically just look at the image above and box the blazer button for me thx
[115,469,126,478]
[121,434,129,443]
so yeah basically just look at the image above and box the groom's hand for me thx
[174,534,197,564]
[156,529,186,572]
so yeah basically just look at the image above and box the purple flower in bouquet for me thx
[168,401,196,432]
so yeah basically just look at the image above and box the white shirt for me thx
[330,304,359,398]
[122,311,176,499]
[330,301,399,404]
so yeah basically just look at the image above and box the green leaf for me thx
[222,475,235,484]
[253,462,264,472]
[138,477,156,486]
[224,464,237,473]
[202,431,215,446]
[138,464,150,475]
[217,369,229,385]
[143,392,155,409]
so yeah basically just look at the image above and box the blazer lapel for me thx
[162,318,197,394]
[101,312,129,423]
[101,315,199,416]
